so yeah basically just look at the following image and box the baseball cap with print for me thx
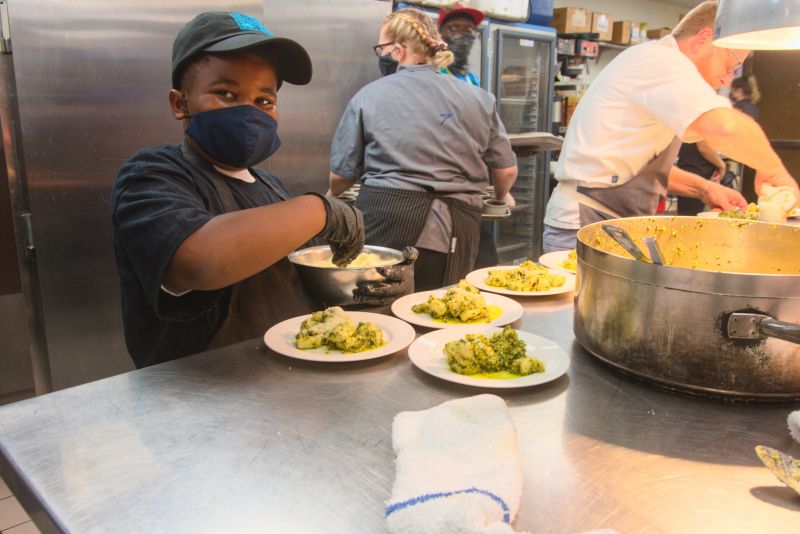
[171,11,312,89]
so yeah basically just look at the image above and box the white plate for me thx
[696,210,800,221]
[695,211,719,218]
[407,326,569,388]
[391,289,523,329]
[465,267,576,296]
[538,250,576,272]
[264,311,416,362]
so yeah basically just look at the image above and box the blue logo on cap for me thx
[230,13,272,36]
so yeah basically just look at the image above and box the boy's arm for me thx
[164,195,326,292]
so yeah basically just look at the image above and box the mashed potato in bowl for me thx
[303,251,398,269]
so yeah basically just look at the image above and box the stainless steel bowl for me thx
[288,245,404,306]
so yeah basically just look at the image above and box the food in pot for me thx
[295,306,385,353]
[718,203,759,220]
[412,280,495,323]
[486,261,566,292]
[561,250,577,271]
[444,326,544,377]
[301,251,397,269]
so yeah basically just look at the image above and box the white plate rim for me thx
[465,267,576,296]
[697,209,800,220]
[390,289,524,329]
[264,311,416,362]
[407,325,570,388]
[538,250,576,272]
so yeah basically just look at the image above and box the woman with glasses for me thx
[328,8,517,291]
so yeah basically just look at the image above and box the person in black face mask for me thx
[437,4,509,269]
[109,11,367,368]
[437,3,484,87]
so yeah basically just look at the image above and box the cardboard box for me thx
[550,7,591,34]
[612,20,632,45]
[647,27,671,39]
[591,12,614,41]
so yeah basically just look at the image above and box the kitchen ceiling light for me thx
[714,0,800,49]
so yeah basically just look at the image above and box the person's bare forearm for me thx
[329,172,356,196]
[668,165,747,211]
[696,140,725,176]
[685,108,785,176]
[491,165,518,200]
[164,195,326,291]
[667,166,707,197]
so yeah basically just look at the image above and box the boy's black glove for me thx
[353,247,418,306]
[307,193,365,267]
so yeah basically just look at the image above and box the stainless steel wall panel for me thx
[9,1,240,389]
[7,1,389,389]
[263,0,390,195]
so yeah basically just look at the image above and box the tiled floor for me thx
[0,476,39,534]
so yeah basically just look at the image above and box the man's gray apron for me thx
[577,137,681,224]
[355,183,481,285]
[180,143,313,350]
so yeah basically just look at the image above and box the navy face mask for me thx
[378,53,398,77]
[184,104,281,168]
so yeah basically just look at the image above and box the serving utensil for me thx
[642,236,664,265]
[755,445,800,497]
[602,224,649,263]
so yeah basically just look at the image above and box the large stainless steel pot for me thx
[574,216,800,400]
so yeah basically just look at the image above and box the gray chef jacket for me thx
[330,64,516,252]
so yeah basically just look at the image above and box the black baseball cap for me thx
[171,11,312,89]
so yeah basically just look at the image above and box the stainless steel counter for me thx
[1,294,799,533]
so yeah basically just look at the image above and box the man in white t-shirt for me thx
[543,0,799,252]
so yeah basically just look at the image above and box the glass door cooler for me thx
[487,23,556,263]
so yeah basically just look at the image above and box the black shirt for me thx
[110,143,291,368]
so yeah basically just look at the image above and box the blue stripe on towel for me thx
[385,486,511,523]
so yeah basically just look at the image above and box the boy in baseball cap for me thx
[110,11,364,368]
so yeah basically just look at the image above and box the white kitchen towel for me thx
[788,410,800,444]
[385,394,526,534]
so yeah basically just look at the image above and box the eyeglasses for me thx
[373,41,396,57]
[726,48,751,74]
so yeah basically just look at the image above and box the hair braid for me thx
[385,8,454,69]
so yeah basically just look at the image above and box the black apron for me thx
[577,136,681,225]
[179,143,313,350]
[355,183,482,286]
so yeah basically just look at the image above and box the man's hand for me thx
[500,192,516,209]
[306,193,364,267]
[704,181,747,211]
[353,247,418,306]
[710,162,726,183]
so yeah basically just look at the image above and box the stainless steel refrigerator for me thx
[0,0,390,394]
[486,22,556,264]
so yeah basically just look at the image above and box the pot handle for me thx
[727,313,800,345]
